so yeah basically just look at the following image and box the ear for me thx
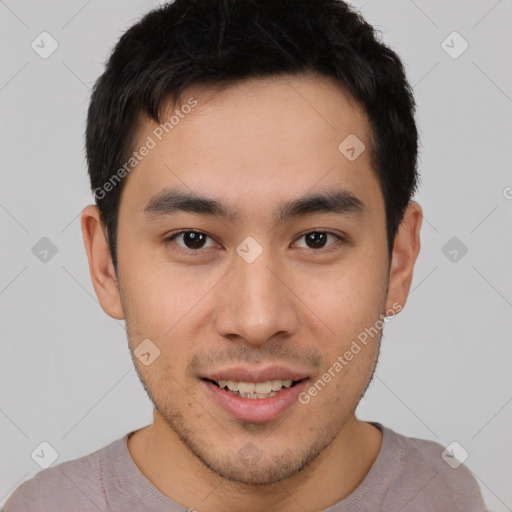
[385,201,422,313]
[81,205,125,320]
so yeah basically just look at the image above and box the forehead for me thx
[119,73,382,224]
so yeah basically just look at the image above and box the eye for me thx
[165,230,219,254]
[164,229,344,256]
[293,231,343,251]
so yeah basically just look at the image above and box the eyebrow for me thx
[142,186,366,225]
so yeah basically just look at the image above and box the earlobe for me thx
[385,201,423,313]
[81,205,125,320]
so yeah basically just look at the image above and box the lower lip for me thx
[202,379,309,423]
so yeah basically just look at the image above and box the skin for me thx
[81,72,422,512]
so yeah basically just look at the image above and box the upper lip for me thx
[201,365,309,383]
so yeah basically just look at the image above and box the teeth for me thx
[255,381,272,394]
[238,382,255,394]
[240,391,278,399]
[215,378,296,394]
[271,379,282,391]
[227,380,239,391]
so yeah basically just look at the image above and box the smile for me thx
[202,376,309,422]
[207,378,302,399]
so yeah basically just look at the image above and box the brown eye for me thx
[166,231,218,253]
[294,231,342,251]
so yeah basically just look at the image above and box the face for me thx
[92,73,404,485]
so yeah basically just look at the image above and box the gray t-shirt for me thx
[2,422,487,512]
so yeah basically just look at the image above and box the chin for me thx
[189,432,338,486]
[204,451,306,486]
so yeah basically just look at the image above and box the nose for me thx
[213,249,299,346]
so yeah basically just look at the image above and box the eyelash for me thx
[163,230,345,256]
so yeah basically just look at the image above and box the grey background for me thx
[1,0,511,509]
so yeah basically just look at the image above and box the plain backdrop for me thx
[1,0,511,510]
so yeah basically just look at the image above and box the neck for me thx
[128,412,382,512]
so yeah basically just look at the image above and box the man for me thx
[3,0,487,510]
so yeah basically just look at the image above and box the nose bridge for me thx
[214,242,299,344]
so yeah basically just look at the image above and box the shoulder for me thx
[2,435,128,512]
[382,425,487,512]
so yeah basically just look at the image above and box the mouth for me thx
[203,378,307,399]
[200,371,310,422]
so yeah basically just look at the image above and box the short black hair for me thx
[85,0,419,274]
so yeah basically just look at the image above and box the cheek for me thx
[305,257,388,340]
[301,323,380,413]
[120,265,215,380]
[121,258,215,334]
[299,350,377,419]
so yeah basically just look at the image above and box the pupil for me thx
[184,232,205,249]
[306,232,327,249]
